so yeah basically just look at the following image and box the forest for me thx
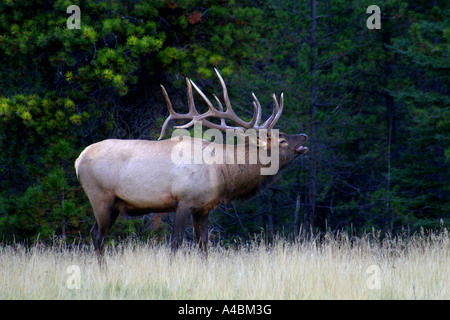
[0,0,448,244]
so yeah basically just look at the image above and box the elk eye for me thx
[280,139,287,144]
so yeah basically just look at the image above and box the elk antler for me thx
[158,68,283,140]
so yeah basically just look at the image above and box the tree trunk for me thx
[305,0,318,238]
[382,29,395,232]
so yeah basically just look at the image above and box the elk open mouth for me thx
[296,145,308,154]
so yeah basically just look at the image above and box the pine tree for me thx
[387,1,450,231]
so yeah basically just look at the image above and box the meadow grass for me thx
[0,229,448,299]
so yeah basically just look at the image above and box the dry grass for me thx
[1,230,448,299]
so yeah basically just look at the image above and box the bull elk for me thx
[75,69,308,263]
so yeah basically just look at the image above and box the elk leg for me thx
[90,222,99,250]
[193,212,209,253]
[90,220,106,265]
[90,197,119,265]
[171,205,192,250]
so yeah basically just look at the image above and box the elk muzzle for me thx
[295,133,308,154]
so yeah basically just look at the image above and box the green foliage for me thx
[0,0,265,243]
[0,0,448,244]
[387,4,450,229]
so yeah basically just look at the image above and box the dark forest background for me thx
[0,0,448,244]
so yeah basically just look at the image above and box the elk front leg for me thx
[193,212,209,253]
[171,204,192,250]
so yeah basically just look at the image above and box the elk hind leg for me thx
[89,196,119,265]
[193,212,210,254]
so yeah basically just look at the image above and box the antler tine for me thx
[159,81,212,139]
[186,78,199,116]
[257,92,284,131]
[173,78,234,131]
[189,79,222,116]
[158,85,176,140]
[213,94,226,127]
[251,92,262,127]
[189,78,250,129]
[214,68,231,111]
[272,92,284,129]
[213,68,257,129]
[267,93,284,130]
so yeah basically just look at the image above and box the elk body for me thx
[75,69,308,262]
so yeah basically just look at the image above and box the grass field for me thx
[1,230,448,299]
